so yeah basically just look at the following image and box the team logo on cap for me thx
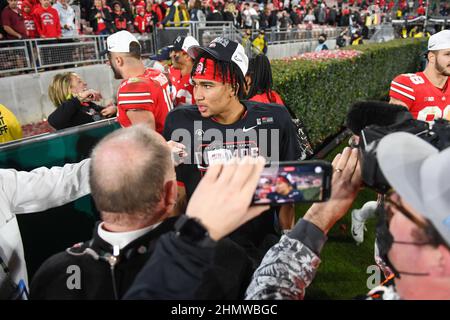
[195,62,204,74]
[233,54,243,62]
[211,37,230,47]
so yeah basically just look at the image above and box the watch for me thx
[174,215,216,247]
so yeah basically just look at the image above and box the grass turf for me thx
[295,142,378,299]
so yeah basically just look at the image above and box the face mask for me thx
[318,39,325,44]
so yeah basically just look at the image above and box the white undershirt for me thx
[97,222,162,251]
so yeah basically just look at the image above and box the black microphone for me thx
[346,101,413,135]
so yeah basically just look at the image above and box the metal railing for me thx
[264,27,346,45]
[0,22,347,76]
[0,34,156,75]
[0,22,237,76]
[153,21,236,48]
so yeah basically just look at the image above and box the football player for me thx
[163,37,302,262]
[389,30,450,122]
[105,31,171,134]
[168,35,199,107]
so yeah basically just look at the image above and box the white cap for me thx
[377,132,450,246]
[172,35,199,53]
[188,37,249,76]
[106,31,141,53]
[427,29,450,51]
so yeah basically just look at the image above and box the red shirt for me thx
[134,14,147,33]
[144,12,153,29]
[32,5,61,38]
[249,91,285,106]
[116,73,170,133]
[417,6,425,15]
[390,72,450,122]
[143,68,173,112]
[169,66,195,107]
[1,6,27,39]
[22,11,38,38]
[151,4,163,23]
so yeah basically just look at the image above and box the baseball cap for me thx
[150,45,174,61]
[377,132,450,246]
[103,31,141,55]
[427,29,450,51]
[172,35,199,53]
[276,176,291,185]
[188,37,249,76]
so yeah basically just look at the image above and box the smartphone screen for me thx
[252,161,332,205]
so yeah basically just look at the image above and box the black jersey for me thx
[163,101,302,261]
[163,101,302,196]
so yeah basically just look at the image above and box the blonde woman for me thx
[47,72,116,130]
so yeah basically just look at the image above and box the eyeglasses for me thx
[385,190,428,229]
[385,190,443,247]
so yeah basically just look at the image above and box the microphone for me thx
[346,100,412,135]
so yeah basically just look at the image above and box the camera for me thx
[359,118,450,194]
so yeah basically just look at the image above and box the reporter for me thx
[47,72,116,130]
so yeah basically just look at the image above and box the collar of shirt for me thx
[97,221,162,250]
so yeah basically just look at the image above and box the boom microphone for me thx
[346,101,412,135]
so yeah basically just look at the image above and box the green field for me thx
[295,142,378,299]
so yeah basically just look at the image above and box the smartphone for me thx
[252,161,332,205]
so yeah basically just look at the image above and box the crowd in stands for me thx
[0,12,449,300]
[1,0,446,41]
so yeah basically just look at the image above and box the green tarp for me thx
[0,119,119,279]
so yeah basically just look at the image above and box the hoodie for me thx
[21,1,39,38]
[32,4,62,38]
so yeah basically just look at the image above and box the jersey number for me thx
[417,104,450,122]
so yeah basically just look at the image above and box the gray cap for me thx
[377,132,450,246]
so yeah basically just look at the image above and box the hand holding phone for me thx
[252,161,332,205]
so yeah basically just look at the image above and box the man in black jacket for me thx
[30,125,252,300]
[30,125,177,299]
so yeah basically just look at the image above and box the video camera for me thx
[347,101,450,194]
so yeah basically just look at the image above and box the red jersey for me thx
[32,5,61,38]
[169,66,195,107]
[22,11,38,38]
[389,72,450,122]
[133,14,147,33]
[116,75,169,133]
[143,68,173,111]
[417,5,425,15]
[249,91,285,105]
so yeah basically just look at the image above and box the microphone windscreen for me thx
[346,101,412,134]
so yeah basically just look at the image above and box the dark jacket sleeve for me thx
[48,97,82,130]
[161,6,175,25]
[124,232,216,300]
[47,97,96,130]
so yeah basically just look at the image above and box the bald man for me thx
[30,125,178,299]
